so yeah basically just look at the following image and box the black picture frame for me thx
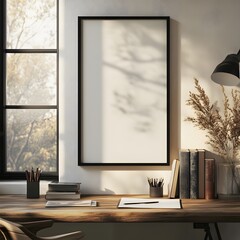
[78,16,170,166]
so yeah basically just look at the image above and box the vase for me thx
[217,162,240,199]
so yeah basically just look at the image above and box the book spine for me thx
[45,194,81,200]
[168,159,177,198]
[171,160,180,198]
[205,159,215,199]
[198,149,205,199]
[190,150,199,199]
[179,149,190,199]
[48,185,80,192]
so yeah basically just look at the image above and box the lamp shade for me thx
[211,50,240,86]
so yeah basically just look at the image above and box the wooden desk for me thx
[0,194,240,223]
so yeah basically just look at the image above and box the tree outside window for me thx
[3,0,58,175]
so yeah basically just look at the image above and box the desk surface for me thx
[0,195,240,223]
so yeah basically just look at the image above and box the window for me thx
[0,0,58,179]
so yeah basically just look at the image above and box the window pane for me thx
[6,109,57,172]
[6,53,56,105]
[7,0,56,49]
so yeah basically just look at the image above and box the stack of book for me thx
[179,149,215,199]
[45,182,81,200]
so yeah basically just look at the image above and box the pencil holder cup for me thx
[27,181,40,199]
[150,186,163,198]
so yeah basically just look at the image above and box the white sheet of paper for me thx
[46,200,97,208]
[118,198,181,209]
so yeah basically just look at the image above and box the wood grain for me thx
[0,194,240,223]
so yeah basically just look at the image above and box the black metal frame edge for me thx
[5,49,57,53]
[0,0,59,180]
[166,17,170,166]
[78,16,170,166]
[79,16,170,20]
[79,163,169,166]
[0,0,7,178]
[5,106,57,109]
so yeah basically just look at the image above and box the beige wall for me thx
[59,0,240,193]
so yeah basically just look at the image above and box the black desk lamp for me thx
[211,49,240,86]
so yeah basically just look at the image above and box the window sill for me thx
[0,180,50,194]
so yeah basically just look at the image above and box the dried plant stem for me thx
[186,79,240,161]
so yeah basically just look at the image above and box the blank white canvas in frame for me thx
[81,18,168,164]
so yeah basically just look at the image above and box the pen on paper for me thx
[123,201,159,205]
